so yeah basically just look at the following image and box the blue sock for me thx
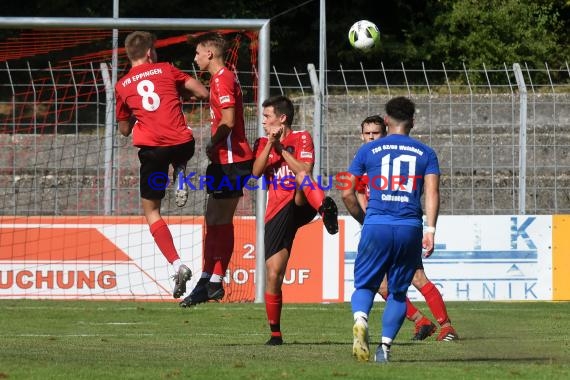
[382,292,407,339]
[351,288,375,315]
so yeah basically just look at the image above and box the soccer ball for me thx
[348,20,380,50]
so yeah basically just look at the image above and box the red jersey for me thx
[209,67,253,164]
[253,130,315,222]
[115,62,193,147]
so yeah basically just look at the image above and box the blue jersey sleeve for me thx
[348,145,367,177]
[425,146,440,176]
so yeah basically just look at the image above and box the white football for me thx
[348,20,380,50]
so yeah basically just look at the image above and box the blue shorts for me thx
[353,224,422,294]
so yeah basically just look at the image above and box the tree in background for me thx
[431,0,570,69]
[1,0,569,70]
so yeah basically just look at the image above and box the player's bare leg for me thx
[143,198,191,299]
[173,163,188,207]
[379,273,437,340]
[205,197,239,298]
[264,247,289,345]
[181,196,239,307]
[294,172,338,234]
[412,269,459,341]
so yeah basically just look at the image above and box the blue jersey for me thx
[348,134,440,226]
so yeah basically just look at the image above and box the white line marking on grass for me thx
[3,332,270,338]
[0,306,142,311]
[178,305,335,311]
[185,332,267,337]
[78,322,150,325]
[4,333,155,337]
[0,305,342,312]
[461,306,551,312]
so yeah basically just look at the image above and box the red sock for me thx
[205,223,234,277]
[149,219,179,264]
[203,224,219,274]
[214,223,234,275]
[405,297,420,321]
[420,281,450,325]
[302,183,325,211]
[265,292,283,336]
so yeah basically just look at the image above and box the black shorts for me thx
[138,140,195,200]
[264,200,317,260]
[205,160,253,199]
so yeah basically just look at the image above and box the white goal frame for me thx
[0,16,270,303]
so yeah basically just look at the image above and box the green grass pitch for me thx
[0,300,568,379]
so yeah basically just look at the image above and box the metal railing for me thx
[1,62,569,216]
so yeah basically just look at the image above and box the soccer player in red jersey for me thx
[252,95,339,345]
[355,115,459,343]
[181,33,254,307]
[115,31,208,299]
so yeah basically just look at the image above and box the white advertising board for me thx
[343,215,552,301]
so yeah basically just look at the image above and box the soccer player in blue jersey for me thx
[356,116,458,343]
[341,96,441,363]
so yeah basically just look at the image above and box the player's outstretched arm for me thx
[252,127,282,177]
[355,185,369,212]
[118,120,133,137]
[183,77,209,101]
[207,107,236,160]
[252,139,273,177]
[341,172,365,225]
[422,173,440,258]
[279,147,312,176]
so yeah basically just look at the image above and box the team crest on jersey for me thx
[285,146,295,154]
[300,151,313,159]
[219,95,230,104]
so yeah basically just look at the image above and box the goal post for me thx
[0,17,269,303]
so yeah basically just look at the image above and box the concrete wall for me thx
[0,93,568,216]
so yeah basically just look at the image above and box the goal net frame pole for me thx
[0,17,270,303]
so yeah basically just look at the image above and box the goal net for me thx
[0,24,263,302]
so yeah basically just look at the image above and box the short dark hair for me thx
[125,31,156,61]
[360,115,386,134]
[190,32,227,56]
[385,96,415,129]
[262,95,294,127]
